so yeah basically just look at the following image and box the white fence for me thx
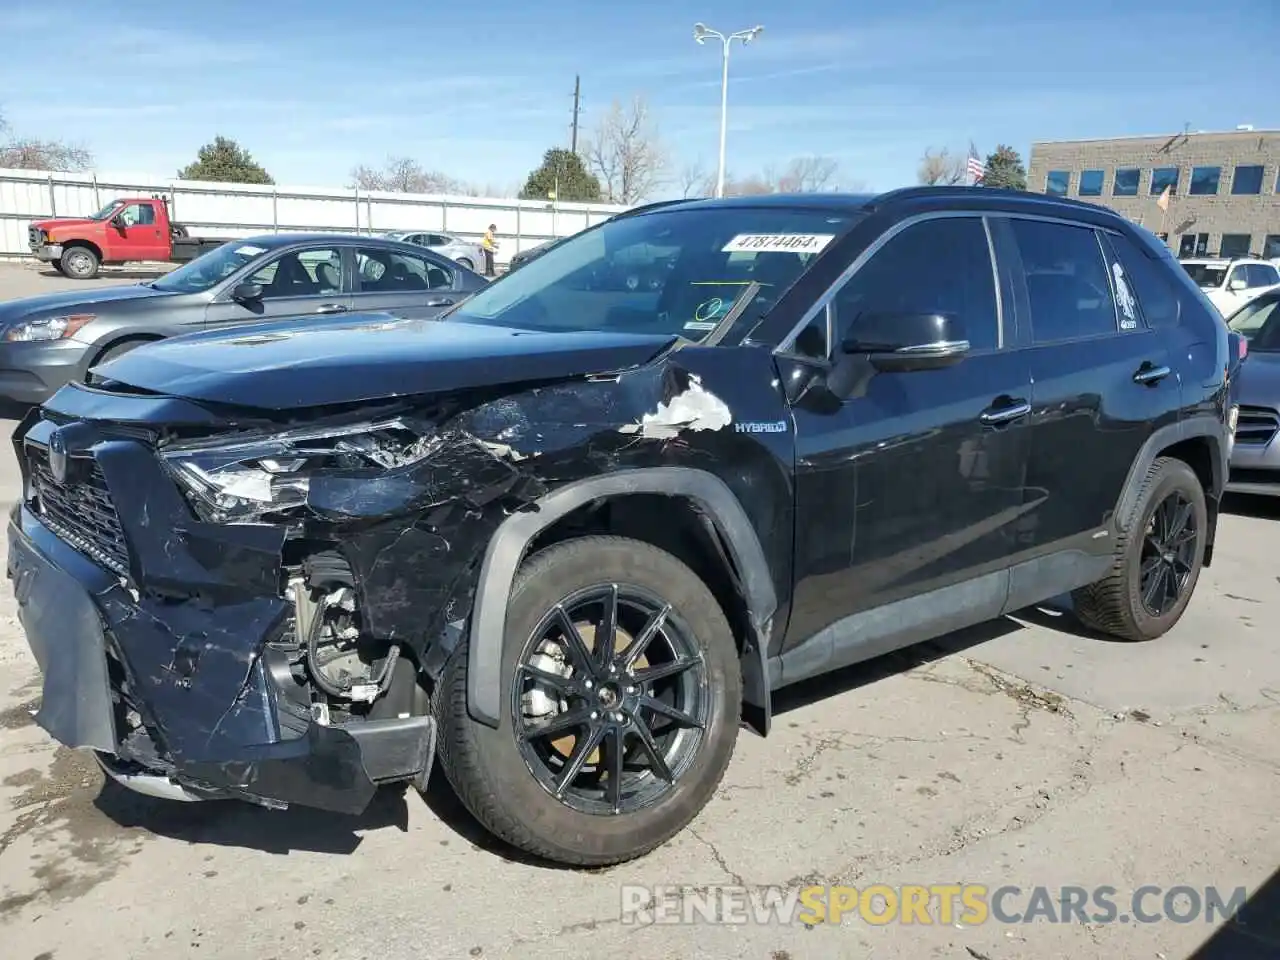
[0,167,628,264]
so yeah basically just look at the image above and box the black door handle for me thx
[1133,361,1171,385]
[425,297,455,307]
[979,396,1031,426]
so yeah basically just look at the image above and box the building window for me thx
[1232,165,1264,195]
[1189,166,1221,195]
[1045,170,1070,196]
[1220,234,1252,257]
[1114,168,1140,196]
[1179,233,1210,257]
[1150,167,1179,195]
[1264,234,1280,259]
[1078,169,1104,196]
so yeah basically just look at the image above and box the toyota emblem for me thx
[48,429,68,484]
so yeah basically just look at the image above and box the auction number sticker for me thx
[721,233,835,254]
[235,245,267,257]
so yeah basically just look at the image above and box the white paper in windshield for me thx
[721,233,834,254]
[235,244,267,257]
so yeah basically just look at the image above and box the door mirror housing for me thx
[110,214,125,229]
[231,281,263,303]
[840,311,969,372]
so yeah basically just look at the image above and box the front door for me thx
[352,245,460,320]
[999,216,1175,556]
[102,201,168,262]
[204,245,352,329]
[784,214,1033,655]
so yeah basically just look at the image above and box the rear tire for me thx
[61,245,99,280]
[455,257,474,271]
[1072,456,1207,641]
[433,535,741,866]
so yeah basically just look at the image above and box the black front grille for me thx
[26,446,129,576]
[1236,406,1279,446]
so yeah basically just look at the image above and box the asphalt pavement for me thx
[0,261,1276,960]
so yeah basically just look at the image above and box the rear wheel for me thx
[433,535,741,866]
[61,246,99,280]
[455,257,474,271]
[1072,456,1207,641]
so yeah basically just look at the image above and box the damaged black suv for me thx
[8,187,1242,866]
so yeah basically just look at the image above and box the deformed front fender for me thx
[466,466,777,732]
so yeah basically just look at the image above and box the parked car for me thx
[27,196,235,280]
[9,186,1241,869]
[0,233,486,404]
[506,235,569,272]
[1179,255,1280,315]
[382,230,485,272]
[1223,289,1280,495]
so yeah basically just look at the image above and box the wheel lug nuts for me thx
[613,712,625,723]
[584,679,593,689]
[625,686,635,694]
[590,711,599,720]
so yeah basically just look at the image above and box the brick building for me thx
[1027,128,1280,259]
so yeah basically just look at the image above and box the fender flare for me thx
[465,467,778,730]
[1114,416,1227,529]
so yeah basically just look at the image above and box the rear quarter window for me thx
[1103,233,1181,329]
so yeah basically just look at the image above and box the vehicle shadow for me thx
[1222,492,1280,522]
[1184,864,1280,959]
[33,267,170,280]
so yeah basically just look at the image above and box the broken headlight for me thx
[161,419,438,522]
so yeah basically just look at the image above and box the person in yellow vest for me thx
[481,223,498,277]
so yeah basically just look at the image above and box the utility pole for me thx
[570,74,581,153]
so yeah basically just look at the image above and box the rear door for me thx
[1001,215,1176,556]
[203,244,352,329]
[352,245,460,319]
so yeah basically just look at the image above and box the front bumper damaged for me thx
[7,486,436,815]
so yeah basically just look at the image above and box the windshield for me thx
[87,200,124,221]
[150,240,271,294]
[448,206,860,341]
[1181,263,1226,289]
[1227,295,1280,350]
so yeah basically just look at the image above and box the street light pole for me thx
[694,23,763,199]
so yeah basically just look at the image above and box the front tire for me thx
[1073,456,1207,641]
[51,257,64,275]
[455,257,474,271]
[61,245,99,279]
[434,535,741,866]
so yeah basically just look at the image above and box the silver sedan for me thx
[383,231,485,273]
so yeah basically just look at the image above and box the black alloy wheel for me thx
[511,582,709,816]
[1138,491,1198,617]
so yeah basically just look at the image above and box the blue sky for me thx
[2,0,1277,198]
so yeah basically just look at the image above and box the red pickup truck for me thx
[27,195,234,280]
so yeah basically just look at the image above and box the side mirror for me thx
[840,311,969,372]
[1228,276,1248,292]
[110,215,125,229]
[231,281,263,303]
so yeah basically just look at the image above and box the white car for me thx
[1179,256,1280,315]
[383,231,485,273]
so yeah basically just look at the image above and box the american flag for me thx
[966,150,984,185]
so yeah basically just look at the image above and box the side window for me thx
[1105,233,1180,329]
[118,203,155,226]
[356,247,452,292]
[830,216,999,354]
[1010,218,1117,343]
[248,247,343,299]
[1247,263,1280,288]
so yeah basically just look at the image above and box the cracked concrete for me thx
[0,264,1277,959]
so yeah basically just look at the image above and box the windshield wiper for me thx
[702,281,761,347]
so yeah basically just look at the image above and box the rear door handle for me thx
[425,297,455,307]
[316,303,348,314]
[1133,362,1171,385]
[980,397,1031,426]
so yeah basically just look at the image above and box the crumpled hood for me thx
[0,283,173,326]
[93,313,679,410]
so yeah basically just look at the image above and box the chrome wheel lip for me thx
[510,581,709,817]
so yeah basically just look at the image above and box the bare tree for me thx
[772,155,840,192]
[677,158,711,198]
[350,155,470,194]
[584,96,668,204]
[917,147,967,186]
[0,109,93,171]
